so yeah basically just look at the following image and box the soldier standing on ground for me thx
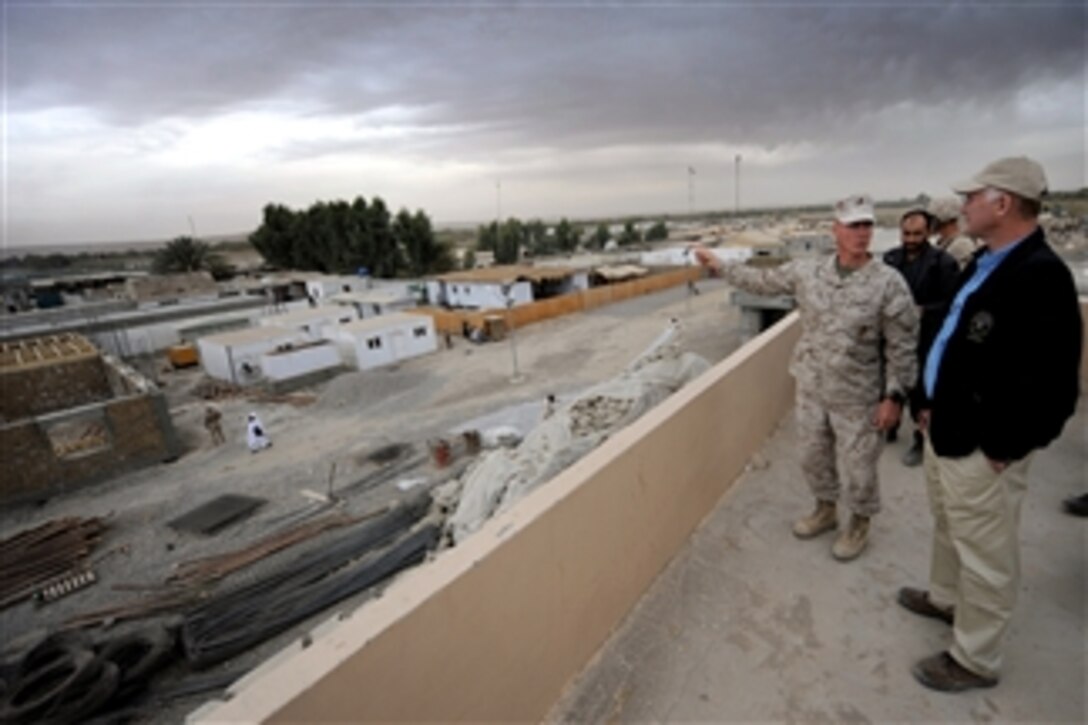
[204,405,225,447]
[693,194,919,561]
[883,208,960,466]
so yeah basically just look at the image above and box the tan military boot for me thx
[792,500,837,539]
[832,514,870,561]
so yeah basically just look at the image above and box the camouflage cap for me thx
[834,193,875,224]
[952,156,1048,201]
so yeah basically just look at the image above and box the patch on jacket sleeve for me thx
[966,310,995,343]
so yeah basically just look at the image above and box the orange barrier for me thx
[414,267,704,336]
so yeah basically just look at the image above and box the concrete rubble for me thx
[439,320,710,544]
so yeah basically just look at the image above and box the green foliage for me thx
[152,236,229,277]
[462,249,477,270]
[618,221,641,246]
[496,218,524,264]
[554,218,581,253]
[588,223,611,250]
[476,222,498,252]
[645,220,669,241]
[524,218,553,256]
[248,196,449,277]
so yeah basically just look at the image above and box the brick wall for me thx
[0,356,111,422]
[0,391,177,503]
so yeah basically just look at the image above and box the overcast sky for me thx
[4,1,1085,247]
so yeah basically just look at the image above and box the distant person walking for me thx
[928,197,980,269]
[883,208,960,466]
[693,194,918,561]
[901,157,1082,693]
[246,412,272,453]
[204,405,225,447]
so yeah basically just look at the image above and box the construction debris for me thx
[169,510,368,585]
[0,517,107,610]
[440,320,709,544]
[34,570,98,605]
[167,495,266,536]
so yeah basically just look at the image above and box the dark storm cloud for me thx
[9,2,1085,154]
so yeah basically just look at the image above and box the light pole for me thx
[501,281,523,383]
[734,154,741,216]
[687,166,695,216]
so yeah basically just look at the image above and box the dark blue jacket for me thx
[925,227,1082,461]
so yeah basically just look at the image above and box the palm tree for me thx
[152,236,229,277]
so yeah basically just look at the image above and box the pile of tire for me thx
[0,626,176,724]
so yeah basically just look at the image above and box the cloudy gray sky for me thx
[4,0,1085,246]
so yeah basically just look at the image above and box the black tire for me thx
[45,660,120,725]
[97,626,176,688]
[0,650,97,723]
[16,631,93,680]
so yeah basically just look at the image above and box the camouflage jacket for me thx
[936,234,978,269]
[722,255,919,406]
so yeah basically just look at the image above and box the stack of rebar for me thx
[0,517,106,609]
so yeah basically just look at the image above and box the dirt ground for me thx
[0,277,743,721]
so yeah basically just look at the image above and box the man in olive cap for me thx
[900,157,1082,692]
[693,194,918,562]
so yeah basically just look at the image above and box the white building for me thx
[304,275,371,302]
[261,340,342,385]
[426,265,587,310]
[330,313,437,371]
[258,306,358,341]
[197,326,304,386]
[328,289,416,319]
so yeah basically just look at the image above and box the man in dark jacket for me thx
[897,157,1082,692]
[883,209,961,465]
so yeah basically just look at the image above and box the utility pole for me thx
[187,214,198,239]
[502,282,523,384]
[735,153,744,215]
[687,166,695,216]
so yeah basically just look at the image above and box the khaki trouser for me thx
[796,394,883,517]
[923,437,1033,678]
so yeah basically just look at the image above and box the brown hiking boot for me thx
[897,587,954,625]
[912,652,997,692]
[792,501,837,539]
[831,514,869,561]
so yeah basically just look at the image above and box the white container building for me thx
[330,313,437,371]
[197,326,304,386]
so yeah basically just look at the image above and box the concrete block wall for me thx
[0,392,178,503]
[0,355,111,422]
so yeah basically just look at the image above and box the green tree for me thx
[618,221,641,246]
[462,249,477,270]
[524,218,551,256]
[152,236,225,275]
[645,220,669,241]
[249,204,297,268]
[496,218,524,264]
[588,223,611,250]
[554,218,581,253]
[476,222,498,252]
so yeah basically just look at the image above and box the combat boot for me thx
[832,514,870,561]
[792,500,837,539]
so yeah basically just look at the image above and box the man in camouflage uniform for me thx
[694,194,918,561]
[928,197,979,269]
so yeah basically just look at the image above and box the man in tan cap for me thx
[900,156,1082,692]
[927,196,979,268]
[693,194,918,562]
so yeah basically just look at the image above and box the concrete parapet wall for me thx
[194,311,801,723]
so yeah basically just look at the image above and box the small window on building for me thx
[413,327,427,338]
[44,411,112,459]
[367,337,382,350]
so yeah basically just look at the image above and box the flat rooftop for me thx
[551,399,1086,722]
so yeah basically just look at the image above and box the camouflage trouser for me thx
[795,393,883,516]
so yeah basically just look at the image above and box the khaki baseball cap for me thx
[927,196,962,223]
[952,156,1048,201]
[834,193,875,224]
